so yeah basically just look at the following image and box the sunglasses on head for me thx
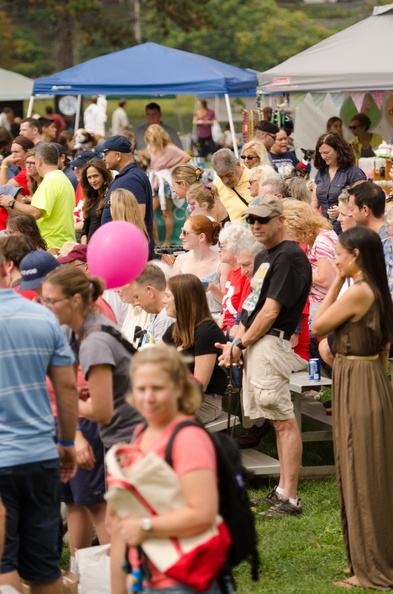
[246,214,279,225]
[241,155,258,161]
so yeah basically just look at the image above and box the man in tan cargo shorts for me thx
[217,195,311,516]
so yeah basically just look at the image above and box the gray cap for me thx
[245,194,283,218]
[0,184,23,198]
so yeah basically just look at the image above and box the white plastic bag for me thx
[75,544,111,594]
[212,121,223,143]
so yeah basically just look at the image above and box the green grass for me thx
[25,96,243,135]
[233,477,365,593]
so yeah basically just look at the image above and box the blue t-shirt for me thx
[269,151,299,178]
[315,164,367,217]
[101,162,154,253]
[0,290,75,468]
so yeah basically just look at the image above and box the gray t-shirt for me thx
[77,311,142,448]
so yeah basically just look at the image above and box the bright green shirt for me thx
[31,169,76,249]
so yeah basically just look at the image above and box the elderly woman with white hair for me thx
[217,223,259,337]
[248,164,280,198]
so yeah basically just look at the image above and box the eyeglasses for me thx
[180,228,198,236]
[349,125,359,130]
[246,214,279,225]
[241,155,258,161]
[39,296,70,307]
[25,161,36,166]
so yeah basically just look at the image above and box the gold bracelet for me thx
[0,165,8,168]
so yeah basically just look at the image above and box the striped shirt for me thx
[0,289,74,468]
[309,229,338,304]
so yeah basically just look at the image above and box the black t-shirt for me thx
[162,319,228,396]
[240,240,311,334]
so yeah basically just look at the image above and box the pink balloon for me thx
[87,221,149,289]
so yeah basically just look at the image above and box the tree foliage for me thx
[0,9,21,69]
[143,0,332,72]
[0,0,341,77]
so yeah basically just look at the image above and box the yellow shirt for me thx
[350,132,382,159]
[31,170,76,249]
[212,167,251,222]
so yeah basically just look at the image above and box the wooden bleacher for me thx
[205,411,240,433]
[241,371,334,477]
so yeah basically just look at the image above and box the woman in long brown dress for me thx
[312,226,393,590]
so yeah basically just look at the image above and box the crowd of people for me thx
[1,103,393,594]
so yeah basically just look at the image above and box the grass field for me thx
[27,96,244,135]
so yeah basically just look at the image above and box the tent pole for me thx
[75,95,82,132]
[175,96,184,135]
[224,93,238,158]
[27,95,34,117]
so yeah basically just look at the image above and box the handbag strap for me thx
[227,345,234,436]
[232,186,249,208]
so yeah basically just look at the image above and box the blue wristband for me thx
[58,439,75,447]
[76,426,82,431]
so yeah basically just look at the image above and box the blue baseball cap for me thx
[69,151,97,168]
[19,250,60,290]
[99,136,131,154]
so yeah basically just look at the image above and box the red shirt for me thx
[221,267,251,330]
[13,168,29,196]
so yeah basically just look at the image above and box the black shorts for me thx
[0,459,62,583]
[61,418,106,506]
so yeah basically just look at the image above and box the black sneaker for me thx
[250,486,279,507]
[257,498,302,517]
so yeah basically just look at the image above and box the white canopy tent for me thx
[257,5,393,153]
[257,4,393,94]
[0,68,35,101]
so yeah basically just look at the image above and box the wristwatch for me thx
[142,517,152,533]
[8,199,16,209]
[233,338,246,351]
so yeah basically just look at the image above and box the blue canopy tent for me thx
[31,42,257,156]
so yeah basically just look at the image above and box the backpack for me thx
[165,420,260,583]
[83,324,136,354]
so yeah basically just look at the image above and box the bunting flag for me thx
[330,92,346,113]
[310,93,326,112]
[292,92,307,111]
[370,90,385,110]
[350,92,366,113]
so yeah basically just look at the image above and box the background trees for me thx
[0,0,371,77]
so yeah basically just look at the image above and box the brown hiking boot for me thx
[235,420,271,449]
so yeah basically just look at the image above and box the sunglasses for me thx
[267,133,276,141]
[180,228,198,236]
[246,214,279,225]
[241,155,258,161]
[349,125,359,130]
